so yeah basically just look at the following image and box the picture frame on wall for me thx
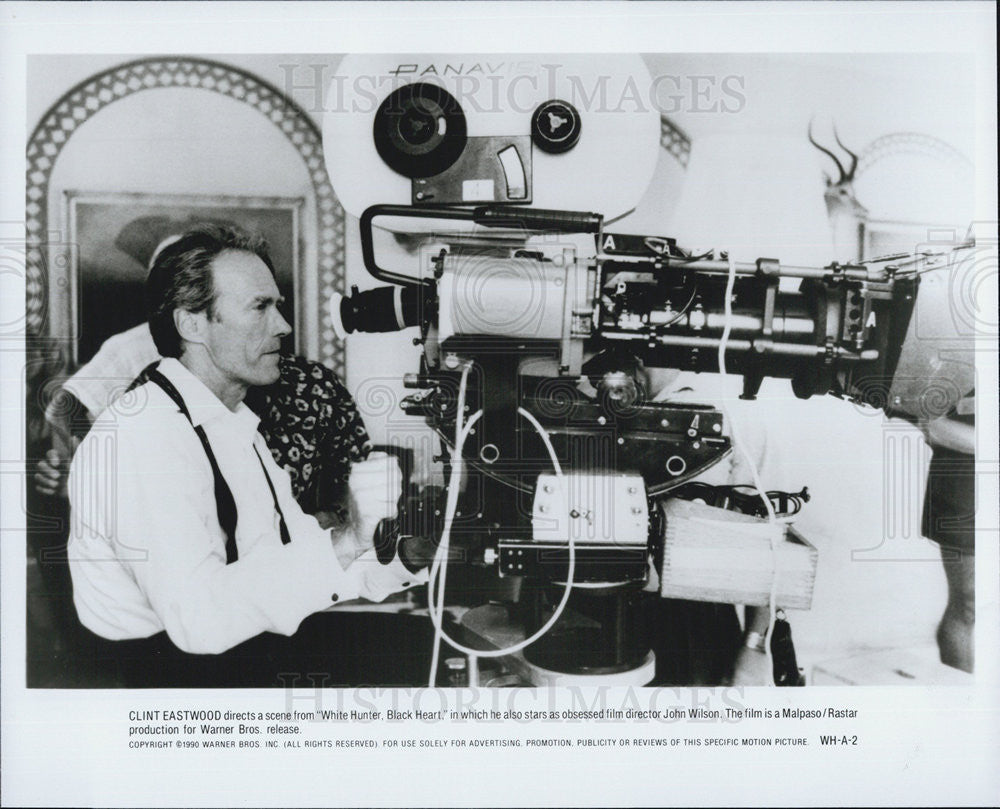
[63,190,305,365]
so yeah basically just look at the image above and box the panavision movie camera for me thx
[323,55,976,684]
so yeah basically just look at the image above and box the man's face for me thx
[201,249,291,387]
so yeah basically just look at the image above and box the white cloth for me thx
[646,371,787,596]
[61,323,160,418]
[651,371,783,488]
[67,357,423,654]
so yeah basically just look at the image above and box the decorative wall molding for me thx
[858,132,973,179]
[659,115,691,169]
[26,57,346,376]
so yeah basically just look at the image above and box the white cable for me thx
[427,363,472,685]
[455,363,470,438]
[427,406,575,667]
[717,252,780,686]
[427,408,478,686]
[426,398,576,685]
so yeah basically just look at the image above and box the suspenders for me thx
[146,365,291,564]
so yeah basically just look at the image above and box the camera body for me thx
[323,55,976,682]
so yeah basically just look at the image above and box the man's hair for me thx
[146,224,276,358]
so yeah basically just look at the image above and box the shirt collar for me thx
[156,358,261,437]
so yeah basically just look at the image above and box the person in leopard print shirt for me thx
[246,353,370,528]
[38,323,371,531]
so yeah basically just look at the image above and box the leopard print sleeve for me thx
[254,354,370,519]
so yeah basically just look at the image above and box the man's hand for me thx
[335,452,403,567]
[397,534,440,573]
[34,449,68,498]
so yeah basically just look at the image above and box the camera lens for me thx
[330,285,424,335]
[373,83,468,179]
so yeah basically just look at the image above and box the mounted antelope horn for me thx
[832,126,859,181]
[808,119,847,183]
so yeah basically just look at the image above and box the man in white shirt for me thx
[67,225,426,686]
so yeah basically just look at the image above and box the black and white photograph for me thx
[2,3,998,807]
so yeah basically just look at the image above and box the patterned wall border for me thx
[26,56,346,376]
[858,132,973,179]
[660,114,692,169]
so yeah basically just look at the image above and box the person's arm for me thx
[69,423,376,654]
[310,367,371,526]
[730,606,772,686]
[925,415,975,455]
[35,389,93,498]
[918,392,974,455]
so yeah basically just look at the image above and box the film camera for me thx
[323,55,976,684]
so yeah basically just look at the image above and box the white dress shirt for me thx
[68,358,422,654]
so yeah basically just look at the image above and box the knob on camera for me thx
[530,99,582,154]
